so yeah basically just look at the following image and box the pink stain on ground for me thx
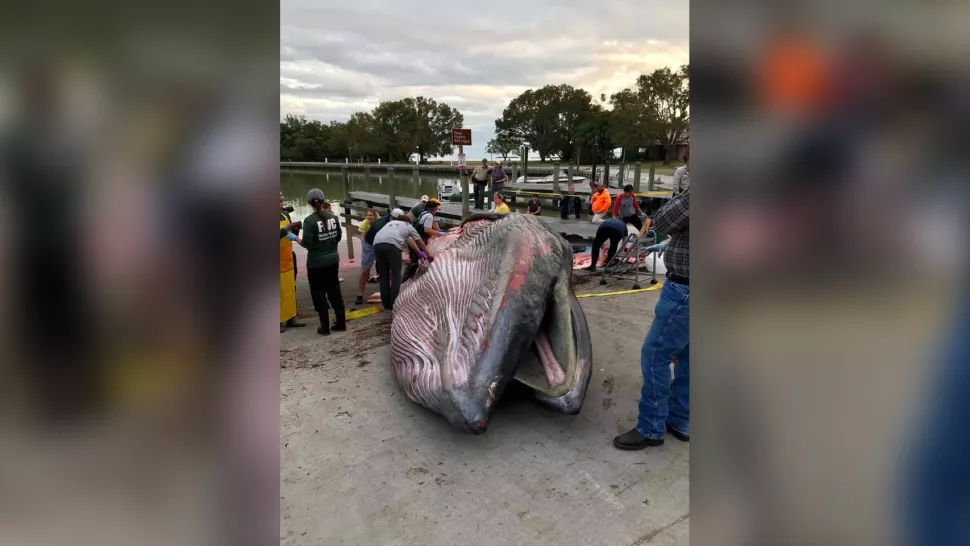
[290,236,412,278]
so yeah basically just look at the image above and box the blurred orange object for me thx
[757,33,833,116]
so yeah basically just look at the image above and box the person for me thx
[584,218,632,272]
[590,182,612,224]
[280,194,304,320]
[280,194,306,333]
[527,194,542,215]
[300,188,346,335]
[615,188,690,450]
[559,184,583,219]
[372,208,432,310]
[470,159,491,209]
[491,192,510,214]
[410,195,430,218]
[403,198,442,282]
[612,184,644,230]
[354,208,378,306]
[672,153,690,194]
[490,161,508,204]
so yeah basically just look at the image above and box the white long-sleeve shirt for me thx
[672,165,690,194]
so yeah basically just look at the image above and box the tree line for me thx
[281,97,463,163]
[281,65,688,166]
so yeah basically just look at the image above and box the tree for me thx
[608,64,690,164]
[412,97,464,163]
[574,106,614,179]
[486,132,521,160]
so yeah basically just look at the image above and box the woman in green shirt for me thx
[300,188,346,335]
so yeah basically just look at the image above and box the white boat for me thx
[437,179,458,201]
[514,174,589,185]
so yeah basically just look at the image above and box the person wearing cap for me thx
[470,158,491,209]
[299,188,347,335]
[280,192,305,332]
[410,195,430,219]
[372,208,432,310]
[527,193,542,215]
[403,198,442,282]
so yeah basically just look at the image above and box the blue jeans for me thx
[636,280,690,440]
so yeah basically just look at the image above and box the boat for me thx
[513,174,589,185]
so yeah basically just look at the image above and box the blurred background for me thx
[692,1,969,545]
[0,2,278,546]
[1,0,968,545]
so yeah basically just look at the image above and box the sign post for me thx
[452,129,472,216]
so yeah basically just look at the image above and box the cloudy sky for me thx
[281,0,689,160]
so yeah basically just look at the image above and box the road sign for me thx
[457,152,466,169]
[451,128,472,146]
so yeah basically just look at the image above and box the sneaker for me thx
[613,428,664,450]
[584,265,596,272]
[354,295,364,306]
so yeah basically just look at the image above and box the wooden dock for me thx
[346,191,600,240]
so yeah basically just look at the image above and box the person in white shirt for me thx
[672,153,689,194]
[372,209,432,310]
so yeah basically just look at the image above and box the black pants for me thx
[307,264,345,321]
[473,183,487,209]
[591,226,625,267]
[560,196,582,219]
[292,251,297,280]
[374,243,404,309]
[622,214,643,231]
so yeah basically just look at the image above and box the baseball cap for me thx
[420,195,429,202]
[427,198,441,206]
[306,188,325,202]
[390,208,405,218]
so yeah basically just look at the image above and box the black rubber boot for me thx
[332,303,347,332]
[317,312,331,336]
[287,317,306,328]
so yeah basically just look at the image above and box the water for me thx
[280,168,572,221]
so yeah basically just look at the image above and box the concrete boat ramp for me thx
[280,272,689,546]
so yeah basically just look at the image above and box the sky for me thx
[280,0,689,161]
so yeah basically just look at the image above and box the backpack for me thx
[412,211,434,240]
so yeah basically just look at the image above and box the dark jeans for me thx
[473,183,487,209]
[374,243,404,309]
[590,225,625,266]
[560,195,582,219]
[622,214,643,231]
[307,264,345,322]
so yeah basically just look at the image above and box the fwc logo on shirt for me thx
[317,217,339,241]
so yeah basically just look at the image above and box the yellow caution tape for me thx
[347,306,384,320]
[575,283,663,298]
[502,189,671,199]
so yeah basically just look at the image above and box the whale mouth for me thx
[510,284,591,411]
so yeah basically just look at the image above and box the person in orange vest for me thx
[590,182,612,224]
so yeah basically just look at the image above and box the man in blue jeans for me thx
[614,188,690,449]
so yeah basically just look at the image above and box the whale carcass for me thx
[389,212,593,434]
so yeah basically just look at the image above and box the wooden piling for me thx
[341,167,355,260]
[387,167,396,210]
[412,167,419,189]
[633,162,642,192]
[461,173,470,219]
[648,164,656,191]
[552,162,560,194]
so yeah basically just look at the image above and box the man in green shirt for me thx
[300,188,346,335]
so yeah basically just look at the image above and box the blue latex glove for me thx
[644,241,668,254]
[439,231,447,236]
[416,251,427,260]
[286,232,298,241]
